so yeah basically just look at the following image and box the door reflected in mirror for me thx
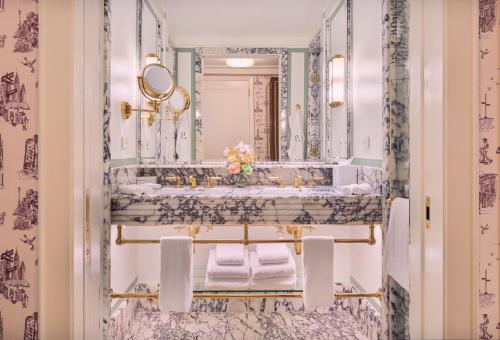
[201,55,280,161]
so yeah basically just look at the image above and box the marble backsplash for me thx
[110,164,382,195]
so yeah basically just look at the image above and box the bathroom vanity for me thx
[110,164,382,226]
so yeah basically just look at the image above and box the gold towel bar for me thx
[115,224,377,251]
[110,291,383,300]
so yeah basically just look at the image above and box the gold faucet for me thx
[165,176,182,188]
[206,176,222,188]
[293,175,303,188]
[268,176,284,187]
[188,175,197,188]
[307,176,324,187]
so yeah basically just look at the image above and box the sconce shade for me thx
[225,58,254,68]
[328,54,345,108]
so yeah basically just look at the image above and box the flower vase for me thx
[235,174,248,188]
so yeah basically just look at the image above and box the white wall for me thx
[110,227,138,297]
[175,51,194,163]
[139,3,160,160]
[133,225,354,288]
[352,0,383,160]
[350,224,382,293]
[110,0,138,161]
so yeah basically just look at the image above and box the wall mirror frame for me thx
[135,0,354,165]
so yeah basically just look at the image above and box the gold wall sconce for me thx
[328,54,345,108]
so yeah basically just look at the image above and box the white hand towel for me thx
[339,184,354,195]
[215,244,245,265]
[384,198,410,291]
[302,236,334,310]
[352,183,373,195]
[206,249,250,279]
[204,277,250,291]
[256,243,290,264]
[159,236,193,312]
[249,250,296,280]
[142,183,161,189]
[118,184,155,196]
[250,275,296,290]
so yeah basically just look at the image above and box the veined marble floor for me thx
[124,309,368,340]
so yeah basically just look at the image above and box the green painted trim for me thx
[174,49,178,83]
[111,158,138,167]
[174,48,196,162]
[110,276,138,315]
[332,0,346,19]
[350,276,381,314]
[352,158,382,168]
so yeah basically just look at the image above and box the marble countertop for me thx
[111,185,382,226]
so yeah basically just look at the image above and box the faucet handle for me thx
[206,176,222,188]
[268,176,284,187]
[188,175,197,188]
[307,176,324,187]
[165,176,182,187]
[293,175,303,188]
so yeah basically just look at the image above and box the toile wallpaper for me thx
[0,0,39,339]
[252,75,272,160]
[478,0,500,338]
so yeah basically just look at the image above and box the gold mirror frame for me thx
[137,63,176,102]
[167,86,191,121]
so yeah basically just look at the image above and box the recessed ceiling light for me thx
[225,58,254,68]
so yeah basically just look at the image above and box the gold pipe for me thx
[110,291,383,300]
[115,225,377,246]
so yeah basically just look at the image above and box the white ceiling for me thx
[162,0,332,48]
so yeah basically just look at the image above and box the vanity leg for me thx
[287,225,302,255]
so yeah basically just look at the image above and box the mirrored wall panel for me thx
[131,0,356,164]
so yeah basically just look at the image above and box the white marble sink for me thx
[149,185,344,198]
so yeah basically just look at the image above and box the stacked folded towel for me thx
[118,183,160,196]
[338,182,373,195]
[205,245,250,290]
[249,244,296,290]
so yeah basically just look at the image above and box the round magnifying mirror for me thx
[138,63,175,102]
[167,86,190,120]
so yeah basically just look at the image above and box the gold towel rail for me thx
[110,291,383,300]
[115,224,377,252]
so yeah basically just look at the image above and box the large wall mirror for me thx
[131,0,356,165]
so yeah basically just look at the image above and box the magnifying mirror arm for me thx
[120,100,160,120]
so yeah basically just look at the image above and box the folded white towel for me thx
[215,244,245,265]
[384,198,410,290]
[118,184,156,196]
[256,243,290,264]
[142,183,161,189]
[206,249,250,279]
[205,276,250,291]
[302,236,334,310]
[249,250,295,280]
[352,183,373,195]
[339,183,372,195]
[159,236,193,312]
[250,275,296,290]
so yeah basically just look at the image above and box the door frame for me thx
[73,0,104,338]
